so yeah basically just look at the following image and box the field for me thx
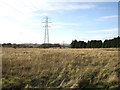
[2,48,120,89]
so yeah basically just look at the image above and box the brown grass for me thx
[2,48,120,89]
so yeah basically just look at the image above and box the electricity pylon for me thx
[42,16,51,44]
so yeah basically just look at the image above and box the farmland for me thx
[2,48,120,89]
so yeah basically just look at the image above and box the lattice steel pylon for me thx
[42,16,51,44]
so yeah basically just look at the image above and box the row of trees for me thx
[2,43,62,48]
[38,44,61,48]
[2,36,120,48]
[71,36,120,48]
[2,43,34,48]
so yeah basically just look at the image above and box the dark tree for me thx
[71,40,78,48]
[78,41,87,48]
[102,36,120,48]
[86,40,102,48]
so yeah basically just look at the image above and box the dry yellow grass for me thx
[2,48,120,89]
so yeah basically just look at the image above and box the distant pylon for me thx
[42,16,51,44]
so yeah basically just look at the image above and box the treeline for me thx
[1,43,62,48]
[38,44,61,48]
[71,36,120,48]
[2,43,35,48]
[1,36,120,48]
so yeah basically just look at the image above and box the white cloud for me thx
[101,15,118,19]
[32,13,50,17]
[80,29,118,42]
[86,28,118,41]
[0,0,96,15]
[53,22,81,26]
[0,0,96,25]
[83,35,114,41]
[95,15,118,21]
[0,17,43,44]
[34,3,96,12]
[32,22,81,29]
[51,22,81,29]
[87,28,118,33]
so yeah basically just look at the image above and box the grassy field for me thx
[2,48,120,89]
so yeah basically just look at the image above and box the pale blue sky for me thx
[0,0,118,44]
